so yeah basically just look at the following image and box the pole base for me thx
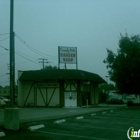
[4,108,19,130]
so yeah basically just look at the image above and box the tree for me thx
[104,34,140,95]
[98,83,116,103]
[42,65,58,70]
[99,83,117,91]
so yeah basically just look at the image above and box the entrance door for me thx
[71,92,77,107]
[65,92,77,107]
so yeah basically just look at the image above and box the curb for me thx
[0,132,5,137]
[28,124,45,131]
[0,106,123,127]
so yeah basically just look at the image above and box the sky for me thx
[0,0,140,87]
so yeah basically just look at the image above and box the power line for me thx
[15,34,48,58]
[0,53,9,56]
[0,74,7,77]
[0,45,8,51]
[15,33,57,59]
[16,50,38,60]
[0,33,9,36]
[0,36,9,42]
[0,43,39,60]
[0,44,41,65]
[0,81,9,83]
[15,52,41,65]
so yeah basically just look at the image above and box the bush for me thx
[106,98,124,104]
[127,101,140,106]
[127,101,133,106]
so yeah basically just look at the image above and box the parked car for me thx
[0,96,10,103]
[0,99,6,107]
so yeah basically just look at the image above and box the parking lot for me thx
[1,107,140,140]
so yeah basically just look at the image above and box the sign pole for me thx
[76,47,78,70]
[58,46,60,69]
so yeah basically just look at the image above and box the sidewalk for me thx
[0,104,126,126]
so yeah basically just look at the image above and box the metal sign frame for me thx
[58,46,78,69]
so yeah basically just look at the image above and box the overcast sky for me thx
[0,0,140,86]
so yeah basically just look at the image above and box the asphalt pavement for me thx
[0,104,126,126]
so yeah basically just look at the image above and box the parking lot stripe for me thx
[54,119,66,124]
[0,132,5,137]
[60,124,126,132]
[28,124,45,131]
[35,130,111,140]
[76,116,84,120]
[102,112,106,114]
[90,113,96,116]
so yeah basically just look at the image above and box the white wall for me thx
[18,81,35,106]
[18,81,60,107]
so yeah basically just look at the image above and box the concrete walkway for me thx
[0,104,126,126]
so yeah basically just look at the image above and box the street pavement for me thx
[0,104,126,126]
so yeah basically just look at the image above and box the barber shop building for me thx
[18,69,105,107]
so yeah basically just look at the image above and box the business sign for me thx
[36,83,59,87]
[58,46,77,64]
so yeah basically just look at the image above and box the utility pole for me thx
[4,0,19,130]
[6,64,10,78]
[9,0,15,107]
[39,58,48,69]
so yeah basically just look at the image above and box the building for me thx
[18,69,106,107]
[0,86,10,97]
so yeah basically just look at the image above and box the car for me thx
[0,99,6,107]
[0,96,10,103]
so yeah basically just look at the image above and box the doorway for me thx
[65,92,77,107]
